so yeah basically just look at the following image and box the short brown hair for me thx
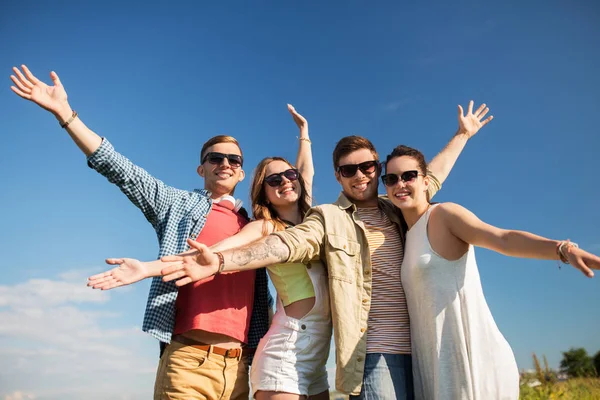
[332,135,379,170]
[200,135,242,164]
[384,145,427,175]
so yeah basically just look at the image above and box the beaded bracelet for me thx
[298,137,312,144]
[556,240,579,268]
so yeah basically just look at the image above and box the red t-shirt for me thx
[173,202,256,343]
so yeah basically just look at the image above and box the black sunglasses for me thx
[201,152,243,168]
[381,170,423,187]
[264,168,300,187]
[337,160,380,178]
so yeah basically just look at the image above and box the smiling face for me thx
[197,141,245,197]
[263,159,302,208]
[384,155,429,210]
[335,148,380,207]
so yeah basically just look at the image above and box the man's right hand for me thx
[160,239,220,287]
[10,65,72,122]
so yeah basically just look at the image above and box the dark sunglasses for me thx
[337,160,380,178]
[264,168,300,187]
[381,170,423,187]
[201,152,243,168]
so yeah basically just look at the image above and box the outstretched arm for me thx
[288,104,314,201]
[428,100,493,185]
[438,203,600,278]
[161,209,327,286]
[11,65,102,155]
[87,258,180,290]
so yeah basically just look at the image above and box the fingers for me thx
[88,270,113,281]
[88,275,122,290]
[21,65,40,85]
[573,260,594,278]
[480,115,494,127]
[163,269,187,282]
[187,238,207,252]
[161,255,185,262]
[457,104,464,118]
[474,104,487,118]
[50,71,61,86]
[12,67,33,89]
[161,263,183,276]
[467,100,474,115]
[175,277,193,287]
[10,85,30,99]
[10,77,31,99]
[105,258,124,265]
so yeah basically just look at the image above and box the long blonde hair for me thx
[250,157,311,235]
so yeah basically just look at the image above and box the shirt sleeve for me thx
[426,168,442,201]
[86,138,185,229]
[272,208,326,264]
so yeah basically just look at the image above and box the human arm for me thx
[87,258,181,290]
[427,101,493,191]
[288,104,314,201]
[11,65,180,226]
[10,65,102,155]
[437,203,600,277]
[161,209,327,286]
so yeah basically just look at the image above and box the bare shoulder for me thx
[431,202,471,223]
[244,219,274,235]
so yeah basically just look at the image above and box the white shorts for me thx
[250,261,332,397]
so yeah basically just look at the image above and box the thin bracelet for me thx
[60,110,78,129]
[298,137,312,144]
[215,252,225,275]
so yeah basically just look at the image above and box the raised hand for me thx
[87,258,151,290]
[457,100,493,138]
[160,239,220,287]
[10,65,72,119]
[288,104,308,135]
[566,247,600,278]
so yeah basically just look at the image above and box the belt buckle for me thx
[225,348,237,358]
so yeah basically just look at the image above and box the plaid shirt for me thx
[87,138,272,346]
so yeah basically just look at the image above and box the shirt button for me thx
[301,324,306,330]
[357,357,363,362]
[362,299,368,304]
[364,270,370,275]
[343,244,347,249]
[306,263,312,269]
[360,328,366,333]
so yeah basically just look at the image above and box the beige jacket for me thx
[273,177,439,395]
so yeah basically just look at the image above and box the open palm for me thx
[10,65,69,114]
[87,258,148,290]
[288,104,308,133]
[457,100,493,138]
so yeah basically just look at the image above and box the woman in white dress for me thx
[381,142,600,400]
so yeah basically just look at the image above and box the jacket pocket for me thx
[326,234,360,283]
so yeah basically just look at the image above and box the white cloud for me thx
[0,275,156,399]
[4,391,36,400]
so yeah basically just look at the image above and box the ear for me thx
[422,175,430,193]
[197,165,205,178]
[335,171,342,185]
[237,168,245,183]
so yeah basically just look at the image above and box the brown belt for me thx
[172,335,254,359]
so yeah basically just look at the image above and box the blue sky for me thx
[1,1,599,398]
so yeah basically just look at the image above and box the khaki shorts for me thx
[154,340,249,400]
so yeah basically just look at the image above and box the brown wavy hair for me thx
[250,157,311,235]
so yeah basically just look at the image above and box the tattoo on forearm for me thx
[229,235,289,266]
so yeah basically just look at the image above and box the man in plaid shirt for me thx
[11,65,272,399]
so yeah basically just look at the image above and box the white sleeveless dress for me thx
[402,204,519,400]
